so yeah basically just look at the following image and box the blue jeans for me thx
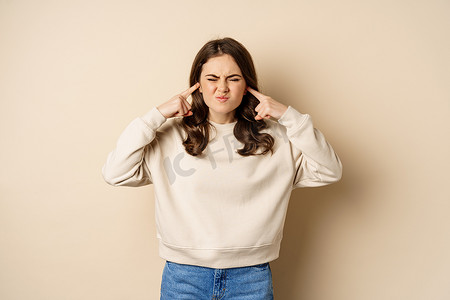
[160,261,274,299]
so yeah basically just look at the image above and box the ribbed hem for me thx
[158,238,282,269]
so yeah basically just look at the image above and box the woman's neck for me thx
[207,112,237,124]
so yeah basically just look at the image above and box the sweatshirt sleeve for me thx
[102,106,167,187]
[277,105,343,189]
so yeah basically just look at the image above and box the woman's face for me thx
[199,54,247,123]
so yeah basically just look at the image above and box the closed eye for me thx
[207,78,240,82]
[205,74,242,81]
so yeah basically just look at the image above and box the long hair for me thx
[180,37,274,157]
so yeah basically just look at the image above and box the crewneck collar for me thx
[208,119,237,132]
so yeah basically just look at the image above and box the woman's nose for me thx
[217,80,229,92]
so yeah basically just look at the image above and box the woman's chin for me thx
[205,101,241,113]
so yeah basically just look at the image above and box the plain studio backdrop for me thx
[1,0,449,299]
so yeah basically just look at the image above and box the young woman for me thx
[102,37,342,299]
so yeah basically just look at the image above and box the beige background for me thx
[1,0,449,299]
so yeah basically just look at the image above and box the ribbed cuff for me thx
[140,106,167,131]
[277,105,309,130]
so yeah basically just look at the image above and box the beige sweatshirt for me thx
[102,105,342,268]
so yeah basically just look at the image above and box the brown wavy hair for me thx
[180,37,274,157]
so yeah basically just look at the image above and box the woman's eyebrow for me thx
[205,74,242,79]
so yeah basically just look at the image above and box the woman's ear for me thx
[243,85,247,95]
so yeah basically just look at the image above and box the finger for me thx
[255,114,270,120]
[185,94,192,109]
[255,110,262,119]
[179,95,191,110]
[175,109,192,117]
[246,87,265,100]
[255,107,269,120]
[175,110,191,117]
[178,100,190,116]
[181,82,200,98]
[180,104,193,117]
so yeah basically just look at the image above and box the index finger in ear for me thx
[246,87,264,100]
[181,82,200,98]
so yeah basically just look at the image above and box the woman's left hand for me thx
[247,87,288,121]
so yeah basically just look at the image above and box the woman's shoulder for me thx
[263,118,287,135]
[259,118,292,148]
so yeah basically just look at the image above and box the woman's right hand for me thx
[157,83,200,119]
